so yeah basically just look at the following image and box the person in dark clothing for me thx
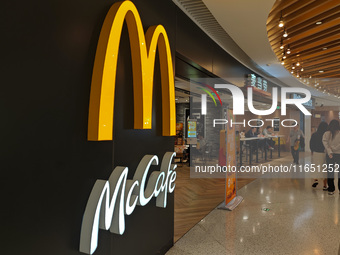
[245,127,258,153]
[245,127,258,138]
[310,121,328,190]
[322,119,340,195]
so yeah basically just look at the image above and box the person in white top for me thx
[322,119,340,195]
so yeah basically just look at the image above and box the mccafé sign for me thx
[80,153,177,254]
[80,1,177,254]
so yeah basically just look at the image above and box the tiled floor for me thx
[168,152,340,255]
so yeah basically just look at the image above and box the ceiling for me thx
[268,0,340,96]
[175,0,340,107]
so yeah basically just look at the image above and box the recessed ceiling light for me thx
[323,47,327,50]
[316,21,322,25]
[319,70,324,73]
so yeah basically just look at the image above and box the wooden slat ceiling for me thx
[267,0,340,97]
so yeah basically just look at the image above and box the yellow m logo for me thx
[88,0,176,141]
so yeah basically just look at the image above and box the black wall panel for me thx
[1,0,175,254]
[212,44,251,79]
[110,0,176,254]
[176,9,214,73]
[1,0,271,254]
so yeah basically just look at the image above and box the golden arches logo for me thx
[88,0,176,141]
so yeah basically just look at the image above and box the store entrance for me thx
[173,78,226,241]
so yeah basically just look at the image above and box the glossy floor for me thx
[168,152,340,255]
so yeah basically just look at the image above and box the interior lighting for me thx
[283,27,288,37]
[286,45,291,54]
[280,39,284,49]
[278,11,284,28]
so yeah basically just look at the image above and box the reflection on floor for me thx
[174,151,290,242]
[170,152,340,255]
[174,166,254,242]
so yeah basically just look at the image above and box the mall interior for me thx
[2,0,340,254]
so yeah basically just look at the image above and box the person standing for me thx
[322,119,340,195]
[290,124,304,164]
[310,121,328,190]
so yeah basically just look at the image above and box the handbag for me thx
[294,139,300,151]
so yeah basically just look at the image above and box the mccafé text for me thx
[79,152,177,254]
